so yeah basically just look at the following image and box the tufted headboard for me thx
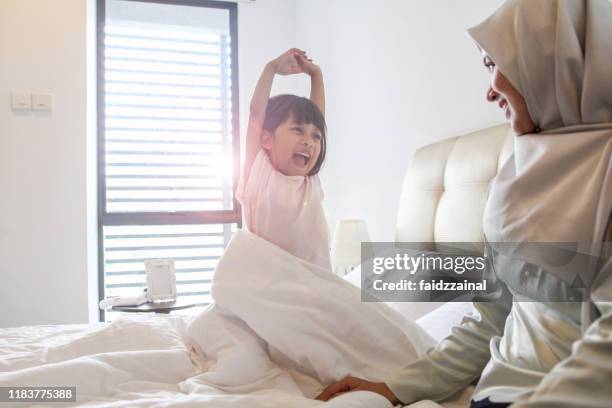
[395,123,513,252]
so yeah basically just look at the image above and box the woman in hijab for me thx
[316,0,611,407]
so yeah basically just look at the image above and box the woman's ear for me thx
[261,129,274,150]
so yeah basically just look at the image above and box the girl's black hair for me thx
[263,94,327,176]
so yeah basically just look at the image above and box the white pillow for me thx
[416,302,474,342]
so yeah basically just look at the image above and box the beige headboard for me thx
[395,123,513,250]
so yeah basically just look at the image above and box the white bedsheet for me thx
[0,230,461,407]
[0,314,394,407]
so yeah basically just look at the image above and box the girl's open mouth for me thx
[292,152,311,167]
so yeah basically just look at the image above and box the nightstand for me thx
[112,299,196,314]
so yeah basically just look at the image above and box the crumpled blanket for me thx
[186,229,435,397]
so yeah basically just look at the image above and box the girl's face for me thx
[262,114,322,177]
[483,54,536,135]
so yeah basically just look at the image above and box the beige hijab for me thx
[468,0,612,285]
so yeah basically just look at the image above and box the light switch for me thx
[32,93,52,110]
[11,93,31,109]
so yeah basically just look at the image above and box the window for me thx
[97,0,239,321]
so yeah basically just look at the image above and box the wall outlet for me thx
[32,93,52,110]
[11,93,31,110]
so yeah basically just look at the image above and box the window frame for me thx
[96,0,240,321]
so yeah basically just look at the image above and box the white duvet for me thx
[0,230,435,407]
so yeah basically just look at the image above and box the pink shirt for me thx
[237,150,332,271]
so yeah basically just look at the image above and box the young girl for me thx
[237,48,331,271]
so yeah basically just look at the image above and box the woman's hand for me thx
[271,48,307,76]
[315,376,400,404]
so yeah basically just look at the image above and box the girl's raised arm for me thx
[297,55,325,116]
[243,49,307,184]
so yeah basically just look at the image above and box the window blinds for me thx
[101,19,237,317]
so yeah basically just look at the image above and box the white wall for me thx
[0,0,299,328]
[0,0,90,328]
[295,0,507,241]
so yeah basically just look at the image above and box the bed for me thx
[0,123,512,407]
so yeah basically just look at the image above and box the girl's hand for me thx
[271,48,306,76]
[296,53,321,77]
[315,376,400,404]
